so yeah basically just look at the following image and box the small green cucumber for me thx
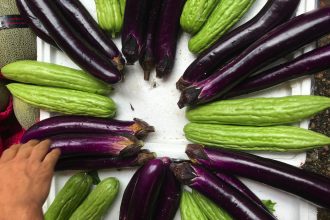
[1,60,111,95]
[186,96,330,126]
[180,190,208,220]
[69,177,120,220]
[95,0,124,37]
[45,172,93,220]
[192,189,232,220]
[189,0,255,53]
[180,0,219,34]
[184,123,330,151]
[7,83,116,118]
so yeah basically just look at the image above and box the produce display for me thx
[3,0,330,219]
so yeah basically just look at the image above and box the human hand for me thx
[0,140,61,220]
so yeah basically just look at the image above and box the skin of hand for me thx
[0,140,61,220]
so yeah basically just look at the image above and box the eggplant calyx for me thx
[185,144,209,163]
[170,162,196,185]
[156,55,174,78]
[178,87,201,108]
[133,118,155,139]
[111,55,126,72]
[137,150,157,165]
[176,77,191,91]
[122,35,139,64]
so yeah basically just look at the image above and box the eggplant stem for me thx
[156,55,173,78]
[170,162,196,185]
[178,87,201,108]
[185,144,209,162]
[176,77,191,91]
[137,151,157,165]
[133,118,155,139]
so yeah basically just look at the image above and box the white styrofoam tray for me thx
[38,0,319,219]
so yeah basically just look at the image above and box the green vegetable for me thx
[13,97,39,130]
[189,0,255,53]
[181,190,208,220]
[7,83,116,118]
[95,0,125,37]
[1,60,111,95]
[180,0,219,34]
[45,172,93,220]
[262,200,276,214]
[186,96,330,126]
[192,189,232,220]
[184,123,330,151]
[69,177,120,220]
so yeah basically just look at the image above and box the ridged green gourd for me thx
[2,60,112,95]
[69,177,119,220]
[45,172,93,220]
[13,97,39,130]
[186,96,330,126]
[180,0,219,34]
[188,0,255,53]
[184,123,330,152]
[95,0,125,37]
[191,190,232,220]
[0,0,36,68]
[7,83,116,118]
[180,190,208,220]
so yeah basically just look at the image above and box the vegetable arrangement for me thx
[5,0,330,219]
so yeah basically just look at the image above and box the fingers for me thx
[0,144,21,162]
[43,149,61,171]
[16,140,40,159]
[29,139,52,162]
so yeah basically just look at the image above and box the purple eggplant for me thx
[171,162,277,220]
[49,133,143,158]
[121,0,148,64]
[120,165,142,220]
[225,43,330,98]
[215,172,271,213]
[55,0,125,71]
[186,144,330,209]
[21,116,154,143]
[153,162,182,220]
[138,0,163,80]
[55,150,155,171]
[16,0,58,48]
[26,0,122,84]
[178,7,330,107]
[154,0,186,78]
[176,0,300,90]
[126,158,168,220]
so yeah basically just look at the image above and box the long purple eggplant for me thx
[16,0,57,48]
[126,158,168,220]
[55,150,155,171]
[178,7,330,107]
[121,0,148,64]
[215,172,271,214]
[225,43,330,98]
[120,165,143,220]
[186,144,330,209]
[176,0,300,90]
[153,162,182,220]
[27,0,122,84]
[55,0,125,71]
[154,0,186,78]
[138,0,163,80]
[171,162,277,220]
[49,133,143,158]
[21,116,154,143]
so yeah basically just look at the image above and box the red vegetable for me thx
[171,162,277,220]
[186,144,330,209]
[178,7,330,107]
[176,0,300,90]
